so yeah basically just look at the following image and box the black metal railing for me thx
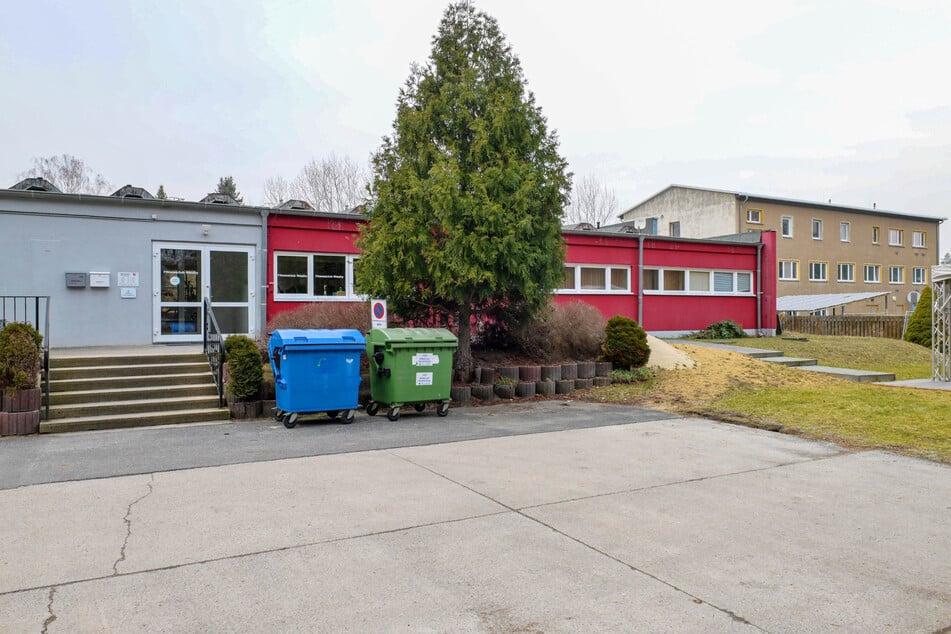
[1,296,51,420]
[203,298,226,408]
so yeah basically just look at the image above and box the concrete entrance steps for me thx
[43,350,229,433]
[677,341,896,382]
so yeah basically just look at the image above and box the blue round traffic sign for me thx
[373,302,385,318]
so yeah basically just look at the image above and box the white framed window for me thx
[781,216,793,238]
[746,208,762,224]
[812,219,823,240]
[274,251,362,301]
[872,226,880,244]
[642,268,754,295]
[839,222,850,242]
[779,260,799,281]
[837,263,855,283]
[912,231,926,248]
[810,308,829,316]
[913,267,927,285]
[669,221,681,237]
[864,264,881,283]
[888,266,904,284]
[559,265,630,294]
[888,228,903,246]
[809,261,828,282]
[736,272,752,293]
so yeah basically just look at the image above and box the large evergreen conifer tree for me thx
[356,2,570,376]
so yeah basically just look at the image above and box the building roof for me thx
[0,185,364,222]
[777,292,888,312]
[11,177,61,193]
[933,265,951,284]
[623,184,945,224]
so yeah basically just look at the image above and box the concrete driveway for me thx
[1,406,949,632]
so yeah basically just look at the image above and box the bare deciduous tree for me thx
[564,174,619,227]
[264,155,369,211]
[20,154,111,194]
[262,175,292,206]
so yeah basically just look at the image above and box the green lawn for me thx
[713,332,932,380]
[590,335,950,463]
[709,383,951,463]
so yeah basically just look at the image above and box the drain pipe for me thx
[259,208,269,338]
[756,240,763,335]
[638,234,645,324]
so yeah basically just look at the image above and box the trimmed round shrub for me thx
[225,334,258,363]
[904,286,932,347]
[0,322,43,394]
[600,316,650,369]
[225,335,263,402]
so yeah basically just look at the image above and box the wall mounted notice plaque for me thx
[89,272,110,288]
[65,272,87,288]
[117,272,139,287]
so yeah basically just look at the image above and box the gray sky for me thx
[3,0,949,254]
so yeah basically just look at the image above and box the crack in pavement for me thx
[519,451,852,512]
[41,586,56,634]
[387,449,779,632]
[112,474,155,576]
[0,509,510,598]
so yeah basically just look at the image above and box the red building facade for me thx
[266,210,777,336]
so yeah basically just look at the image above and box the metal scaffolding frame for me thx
[933,266,951,381]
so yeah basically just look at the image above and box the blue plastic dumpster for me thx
[268,329,365,428]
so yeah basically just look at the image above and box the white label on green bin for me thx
[412,353,439,366]
[416,372,434,386]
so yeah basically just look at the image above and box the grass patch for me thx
[711,384,951,462]
[585,343,951,463]
[713,333,931,380]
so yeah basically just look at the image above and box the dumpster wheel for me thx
[274,408,284,422]
[413,403,425,412]
[366,401,379,416]
[437,402,449,417]
[343,409,355,424]
[326,410,339,419]
[387,406,400,422]
[282,412,298,429]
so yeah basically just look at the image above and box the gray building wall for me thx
[620,187,736,237]
[0,191,263,347]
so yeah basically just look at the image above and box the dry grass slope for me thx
[587,344,951,463]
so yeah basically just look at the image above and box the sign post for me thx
[371,299,388,330]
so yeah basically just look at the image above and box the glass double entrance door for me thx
[153,242,255,343]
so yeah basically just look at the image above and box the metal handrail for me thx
[1,296,51,420]
[203,298,226,408]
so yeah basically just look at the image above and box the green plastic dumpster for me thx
[365,327,458,421]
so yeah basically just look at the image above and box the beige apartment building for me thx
[621,185,945,315]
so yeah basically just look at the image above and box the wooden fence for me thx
[779,315,905,339]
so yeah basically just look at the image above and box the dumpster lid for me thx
[270,329,366,347]
[367,327,458,344]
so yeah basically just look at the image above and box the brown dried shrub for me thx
[264,302,371,334]
[514,300,606,361]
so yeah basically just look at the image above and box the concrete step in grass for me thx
[49,372,215,393]
[49,383,219,406]
[796,366,896,382]
[50,353,207,369]
[758,356,818,367]
[40,408,231,434]
[51,362,211,381]
[49,395,223,420]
